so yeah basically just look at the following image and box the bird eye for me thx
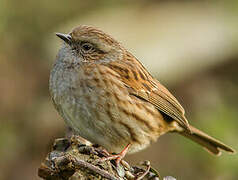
[81,42,94,53]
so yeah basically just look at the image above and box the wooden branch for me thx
[38,136,175,180]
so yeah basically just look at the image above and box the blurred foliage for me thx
[0,0,237,180]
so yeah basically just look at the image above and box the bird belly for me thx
[61,86,168,154]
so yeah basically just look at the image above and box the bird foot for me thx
[98,144,131,166]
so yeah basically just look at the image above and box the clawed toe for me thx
[97,144,131,166]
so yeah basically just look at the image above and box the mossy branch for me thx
[38,136,175,180]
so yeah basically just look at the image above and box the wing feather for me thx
[106,56,190,131]
[129,84,190,131]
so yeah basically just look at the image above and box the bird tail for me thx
[177,125,235,155]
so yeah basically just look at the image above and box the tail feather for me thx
[178,125,235,156]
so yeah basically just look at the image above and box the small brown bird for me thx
[49,25,235,160]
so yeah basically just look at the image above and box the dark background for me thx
[0,0,237,179]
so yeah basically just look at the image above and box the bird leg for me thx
[99,144,131,166]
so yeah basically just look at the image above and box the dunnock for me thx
[49,25,235,159]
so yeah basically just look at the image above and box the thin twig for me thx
[135,162,151,180]
[70,156,119,180]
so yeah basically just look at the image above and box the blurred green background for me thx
[0,0,237,179]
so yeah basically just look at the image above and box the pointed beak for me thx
[56,33,72,45]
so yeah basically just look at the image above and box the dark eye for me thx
[81,42,94,52]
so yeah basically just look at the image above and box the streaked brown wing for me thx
[106,56,190,131]
[128,79,190,131]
